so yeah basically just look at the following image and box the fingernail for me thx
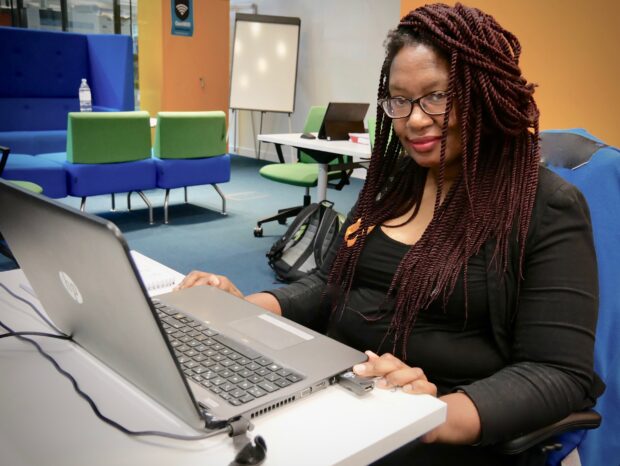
[403,384,413,392]
[376,378,387,388]
[353,364,366,374]
[365,350,378,357]
[208,276,220,286]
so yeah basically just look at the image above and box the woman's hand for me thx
[353,350,481,444]
[175,272,283,315]
[353,350,437,396]
[175,271,244,299]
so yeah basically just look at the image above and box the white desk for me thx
[0,269,446,466]
[257,133,371,202]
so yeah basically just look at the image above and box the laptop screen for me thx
[317,102,369,141]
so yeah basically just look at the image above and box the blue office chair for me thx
[493,129,617,466]
[538,129,619,466]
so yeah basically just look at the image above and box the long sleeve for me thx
[458,175,602,445]
[266,209,356,333]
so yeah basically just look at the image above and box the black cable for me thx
[0,282,66,335]
[0,331,70,340]
[0,287,231,441]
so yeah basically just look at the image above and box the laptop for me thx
[0,180,366,430]
[318,102,369,141]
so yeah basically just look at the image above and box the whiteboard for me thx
[229,14,301,113]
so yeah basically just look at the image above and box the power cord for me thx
[0,331,70,340]
[0,283,237,441]
[0,282,66,335]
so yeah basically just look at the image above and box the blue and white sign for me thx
[171,0,193,37]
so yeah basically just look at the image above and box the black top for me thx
[331,226,504,395]
[268,167,604,447]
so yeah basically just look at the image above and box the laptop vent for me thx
[250,396,297,419]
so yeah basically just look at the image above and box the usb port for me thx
[314,381,328,391]
[300,387,312,398]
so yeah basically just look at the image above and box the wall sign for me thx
[171,0,193,37]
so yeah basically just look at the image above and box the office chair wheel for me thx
[253,227,263,237]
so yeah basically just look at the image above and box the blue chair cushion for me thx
[0,130,68,154]
[39,152,156,197]
[2,153,67,198]
[154,154,231,189]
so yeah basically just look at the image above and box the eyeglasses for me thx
[379,91,450,119]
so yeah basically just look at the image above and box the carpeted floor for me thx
[0,155,363,295]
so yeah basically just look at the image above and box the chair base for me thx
[163,184,227,224]
[254,191,311,237]
[78,190,155,225]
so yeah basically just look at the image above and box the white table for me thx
[0,269,446,466]
[257,133,372,202]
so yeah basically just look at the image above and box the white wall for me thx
[229,0,400,165]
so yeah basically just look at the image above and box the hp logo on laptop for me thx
[59,271,83,304]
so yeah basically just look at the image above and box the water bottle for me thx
[79,78,92,112]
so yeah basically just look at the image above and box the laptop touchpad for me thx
[229,314,313,350]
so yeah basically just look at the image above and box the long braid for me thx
[326,3,540,357]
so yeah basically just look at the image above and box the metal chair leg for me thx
[127,191,132,211]
[164,189,171,225]
[212,184,227,215]
[111,193,116,211]
[135,190,154,225]
[80,197,86,212]
[184,186,188,204]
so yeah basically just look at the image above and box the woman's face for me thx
[388,44,462,176]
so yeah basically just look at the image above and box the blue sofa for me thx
[0,26,134,154]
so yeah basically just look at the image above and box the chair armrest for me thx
[496,410,601,455]
[0,146,10,176]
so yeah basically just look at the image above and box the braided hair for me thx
[326,3,540,357]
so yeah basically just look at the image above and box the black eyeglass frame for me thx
[378,91,451,119]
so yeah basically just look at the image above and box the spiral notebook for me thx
[130,251,185,296]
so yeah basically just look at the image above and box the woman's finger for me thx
[353,352,406,377]
[381,366,427,388]
[402,379,437,396]
[176,271,218,290]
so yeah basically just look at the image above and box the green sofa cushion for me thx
[66,111,152,164]
[153,111,227,159]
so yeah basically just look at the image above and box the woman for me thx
[179,3,603,464]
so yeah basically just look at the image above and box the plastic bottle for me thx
[79,78,92,112]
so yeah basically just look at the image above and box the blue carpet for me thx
[1,155,363,295]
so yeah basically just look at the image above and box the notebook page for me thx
[130,251,185,297]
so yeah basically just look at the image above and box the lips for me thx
[407,136,442,153]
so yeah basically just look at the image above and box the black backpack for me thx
[266,201,342,282]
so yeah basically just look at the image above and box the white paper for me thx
[130,251,185,296]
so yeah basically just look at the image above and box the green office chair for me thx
[0,146,43,194]
[367,116,376,148]
[0,146,43,262]
[254,106,353,237]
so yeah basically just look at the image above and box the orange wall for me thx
[399,1,620,146]
[138,0,229,116]
[137,1,163,116]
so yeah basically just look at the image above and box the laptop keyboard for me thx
[153,301,305,406]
